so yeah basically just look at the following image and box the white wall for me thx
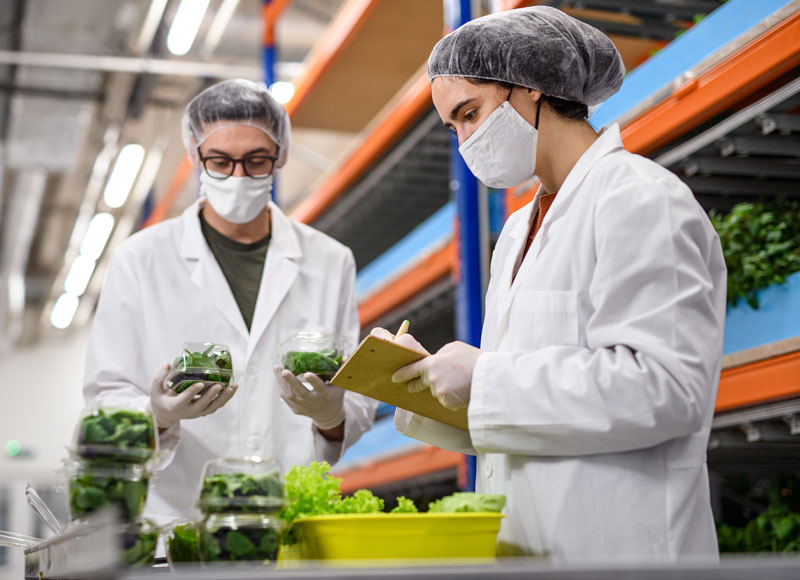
[0,326,90,580]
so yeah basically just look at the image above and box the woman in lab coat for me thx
[84,79,377,525]
[373,7,727,561]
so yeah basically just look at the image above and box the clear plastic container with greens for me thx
[122,519,158,567]
[200,512,284,563]
[165,342,235,396]
[197,457,284,514]
[277,332,350,381]
[72,406,157,464]
[165,518,203,568]
[67,461,149,523]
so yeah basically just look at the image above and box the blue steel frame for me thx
[445,0,482,491]
[262,0,277,203]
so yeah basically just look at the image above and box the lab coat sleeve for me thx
[313,248,378,465]
[469,175,726,456]
[394,409,477,455]
[83,247,181,469]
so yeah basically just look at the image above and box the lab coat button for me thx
[484,464,494,478]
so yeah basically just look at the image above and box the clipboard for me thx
[331,335,468,430]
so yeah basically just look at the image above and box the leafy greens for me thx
[77,408,155,463]
[283,348,343,380]
[199,470,284,513]
[168,344,233,394]
[69,473,148,522]
[167,522,202,563]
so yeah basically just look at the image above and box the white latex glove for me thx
[273,366,345,430]
[391,341,482,410]
[148,362,238,429]
[369,327,430,355]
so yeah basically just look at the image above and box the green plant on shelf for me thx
[711,199,800,309]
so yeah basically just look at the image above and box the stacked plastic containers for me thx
[68,406,159,566]
[167,457,285,567]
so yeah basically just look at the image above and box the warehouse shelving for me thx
[283,0,800,493]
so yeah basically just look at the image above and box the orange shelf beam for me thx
[291,73,432,224]
[358,240,456,328]
[261,0,293,45]
[621,9,800,155]
[284,0,377,119]
[334,444,464,494]
[715,350,800,412]
[140,155,193,229]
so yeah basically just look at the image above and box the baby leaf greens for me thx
[123,523,158,566]
[201,521,280,563]
[167,522,202,563]
[69,472,148,522]
[199,470,284,513]
[428,492,506,514]
[167,343,233,394]
[76,408,155,463]
[283,348,343,380]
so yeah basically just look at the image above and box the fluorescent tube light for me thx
[167,0,211,56]
[50,294,80,329]
[64,256,97,297]
[103,144,145,209]
[80,212,115,260]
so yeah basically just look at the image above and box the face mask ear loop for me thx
[535,96,542,130]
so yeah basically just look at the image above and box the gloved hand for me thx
[148,362,238,429]
[273,366,346,430]
[391,341,482,410]
[369,327,430,355]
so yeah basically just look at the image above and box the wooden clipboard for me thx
[331,335,468,430]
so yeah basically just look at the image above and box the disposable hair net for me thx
[428,6,624,106]
[181,78,291,168]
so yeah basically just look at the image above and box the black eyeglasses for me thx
[198,150,279,180]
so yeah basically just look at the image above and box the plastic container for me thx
[197,457,284,514]
[200,513,284,563]
[67,461,149,523]
[165,342,235,396]
[277,332,350,381]
[73,406,157,464]
[165,519,202,568]
[289,513,503,562]
[122,519,158,567]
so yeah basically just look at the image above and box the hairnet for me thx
[428,6,624,106]
[182,78,291,168]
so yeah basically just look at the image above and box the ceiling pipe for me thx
[0,50,302,80]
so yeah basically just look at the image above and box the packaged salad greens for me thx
[67,461,149,523]
[165,342,235,396]
[197,457,284,514]
[277,332,349,381]
[200,513,283,563]
[73,407,157,464]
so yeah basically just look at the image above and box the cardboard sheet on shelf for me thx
[331,335,468,430]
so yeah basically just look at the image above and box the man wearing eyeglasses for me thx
[83,79,377,525]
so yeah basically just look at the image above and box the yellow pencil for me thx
[395,319,410,339]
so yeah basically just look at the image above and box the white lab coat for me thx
[84,199,377,525]
[396,125,727,562]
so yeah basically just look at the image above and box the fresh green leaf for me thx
[427,492,506,513]
[390,496,418,513]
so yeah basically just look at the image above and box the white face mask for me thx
[199,172,273,224]
[458,100,538,189]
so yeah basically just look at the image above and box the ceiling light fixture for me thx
[167,0,211,56]
[80,212,116,260]
[103,144,145,209]
[269,81,295,104]
[63,256,97,297]
[50,294,80,330]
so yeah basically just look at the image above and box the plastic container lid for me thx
[165,342,235,396]
[277,332,350,381]
[67,460,150,523]
[197,457,284,514]
[72,406,157,464]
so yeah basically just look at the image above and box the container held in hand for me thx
[278,332,349,381]
[73,406,157,464]
[165,342,235,396]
